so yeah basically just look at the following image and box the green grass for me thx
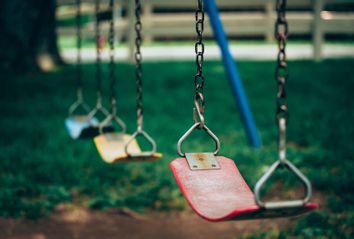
[0,59,354,238]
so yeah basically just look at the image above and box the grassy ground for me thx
[0,59,353,238]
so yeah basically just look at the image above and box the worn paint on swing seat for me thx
[94,133,162,163]
[170,156,317,221]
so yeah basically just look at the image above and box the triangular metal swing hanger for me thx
[87,95,110,121]
[68,90,91,117]
[254,158,313,209]
[125,127,156,157]
[177,97,220,158]
[254,118,313,209]
[98,106,126,135]
[177,121,220,157]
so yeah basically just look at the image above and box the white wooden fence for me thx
[56,0,354,60]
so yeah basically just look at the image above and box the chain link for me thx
[108,0,116,115]
[75,0,83,101]
[275,0,289,122]
[95,0,103,105]
[194,0,205,126]
[275,0,289,162]
[135,0,143,131]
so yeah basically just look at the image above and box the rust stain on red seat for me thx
[170,156,317,221]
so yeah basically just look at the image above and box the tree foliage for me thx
[0,0,63,72]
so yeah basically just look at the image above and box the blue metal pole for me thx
[205,0,261,148]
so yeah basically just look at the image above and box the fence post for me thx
[265,0,274,43]
[143,2,153,43]
[313,0,324,61]
[114,1,123,44]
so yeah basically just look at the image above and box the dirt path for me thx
[0,206,299,239]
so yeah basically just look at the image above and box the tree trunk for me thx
[0,0,64,73]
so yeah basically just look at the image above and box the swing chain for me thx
[108,0,116,116]
[135,0,143,131]
[76,0,83,102]
[275,0,289,124]
[176,0,220,157]
[123,0,158,156]
[95,0,103,106]
[194,0,205,127]
[98,0,126,133]
[254,0,313,209]
[275,0,288,162]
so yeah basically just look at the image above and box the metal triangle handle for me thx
[177,122,220,157]
[125,129,157,157]
[254,158,312,209]
[87,102,110,121]
[68,100,90,116]
[98,114,126,135]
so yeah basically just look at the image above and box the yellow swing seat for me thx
[94,133,162,163]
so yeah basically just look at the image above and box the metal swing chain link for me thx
[194,0,205,127]
[76,0,83,102]
[275,0,289,123]
[95,0,103,106]
[275,0,289,162]
[135,0,143,131]
[108,0,116,115]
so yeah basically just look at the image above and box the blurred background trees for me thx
[0,0,63,72]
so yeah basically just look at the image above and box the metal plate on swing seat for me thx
[94,133,162,163]
[185,153,220,170]
[170,156,317,222]
[65,115,99,139]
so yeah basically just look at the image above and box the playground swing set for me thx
[93,0,162,163]
[65,0,317,221]
[65,0,114,139]
[65,0,162,162]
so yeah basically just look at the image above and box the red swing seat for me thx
[170,156,317,221]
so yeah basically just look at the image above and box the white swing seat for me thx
[65,115,99,139]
